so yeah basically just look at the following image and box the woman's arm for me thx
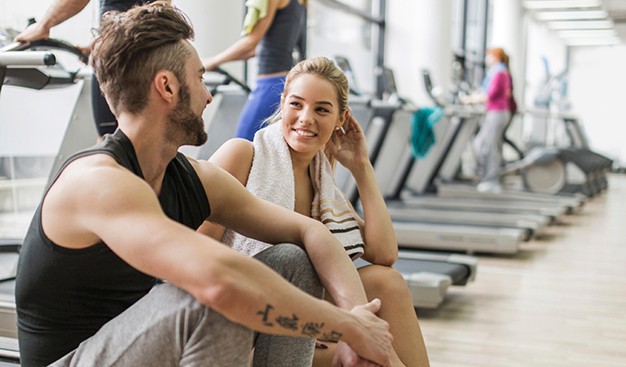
[329,114,398,265]
[197,138,254,240]
[202,0,283,71]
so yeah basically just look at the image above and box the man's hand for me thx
[341,299,392,366]
[14,23,50,43]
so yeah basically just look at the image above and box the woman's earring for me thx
[336,125,346,134]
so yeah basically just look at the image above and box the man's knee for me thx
[254,244,323,298]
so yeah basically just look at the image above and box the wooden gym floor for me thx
[417,174,626,367]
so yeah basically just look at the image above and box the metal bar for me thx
[314,0,384,24]
[374,0,386,98]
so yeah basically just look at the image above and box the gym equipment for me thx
[423,68,602,199]
[509,109,613,196]
[349,67,564,254]
[334,57,478,307]
[0,39,95,364]
[426,108,585,214]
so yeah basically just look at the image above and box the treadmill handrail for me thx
[0,51,56,67]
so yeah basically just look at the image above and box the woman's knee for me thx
[359,265,409,299]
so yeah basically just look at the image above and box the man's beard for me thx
[167,84,208,147]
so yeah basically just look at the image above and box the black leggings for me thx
[91,75,117,136]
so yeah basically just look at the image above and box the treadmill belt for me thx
[0,281,14,303]
[356,257,471,286]
[393,257,470,285]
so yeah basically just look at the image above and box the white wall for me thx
[386,0,453,106]
[568,45,626,166]
[175,0,244,78]
[307,0,375,94]
[490,0,525,106]
[524,19,568,110]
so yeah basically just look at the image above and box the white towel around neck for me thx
[222,123,365,259]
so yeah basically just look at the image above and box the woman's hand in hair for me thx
[327,113,369,173]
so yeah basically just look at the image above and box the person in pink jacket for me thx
[472,47,517,192]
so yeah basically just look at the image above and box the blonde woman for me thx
[201,57,430,366]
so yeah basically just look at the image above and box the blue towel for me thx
[410,107,443,159]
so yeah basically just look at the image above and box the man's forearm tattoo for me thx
[301,322,324,337]
[275,314,299,331]
[256,304,342,340]
[321,330,343,342]
[256,304,274,327]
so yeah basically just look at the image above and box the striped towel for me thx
[223,123,365,259]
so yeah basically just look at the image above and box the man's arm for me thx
[14,0,91,43]
[42,155,392,365]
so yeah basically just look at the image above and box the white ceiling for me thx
[523,0,626,45]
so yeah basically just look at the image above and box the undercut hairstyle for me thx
[91,1,195,116]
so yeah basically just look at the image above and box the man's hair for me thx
[91,1,194,116]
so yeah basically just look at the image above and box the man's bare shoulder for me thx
[48,152,157,212]
[43,153,155,248]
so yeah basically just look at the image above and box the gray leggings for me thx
[473,110,511,183]
[51,244,322,367]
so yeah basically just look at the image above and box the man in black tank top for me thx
[15,3,393,366]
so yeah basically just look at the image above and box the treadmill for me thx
[378,107,552,239]
[417,72,588,211]
[390,104,576,220]
[359,103,532,254]
[333,57,477,308]
[431,108,586,213]
[343,67,567,255]
[0,40,100,363]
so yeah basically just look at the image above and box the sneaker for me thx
[476,181,502,193]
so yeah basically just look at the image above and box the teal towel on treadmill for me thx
[410,107,443,158]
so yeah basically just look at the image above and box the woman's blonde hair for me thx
[266,56,350,166]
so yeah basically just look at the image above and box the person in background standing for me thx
[203,0,306,141]
[471,47,517,193]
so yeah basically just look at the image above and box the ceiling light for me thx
[524,0,602,10]
[548,20,615,29]
[535,10,608,20]
[557,29,617,38]
[565,37,621,46]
